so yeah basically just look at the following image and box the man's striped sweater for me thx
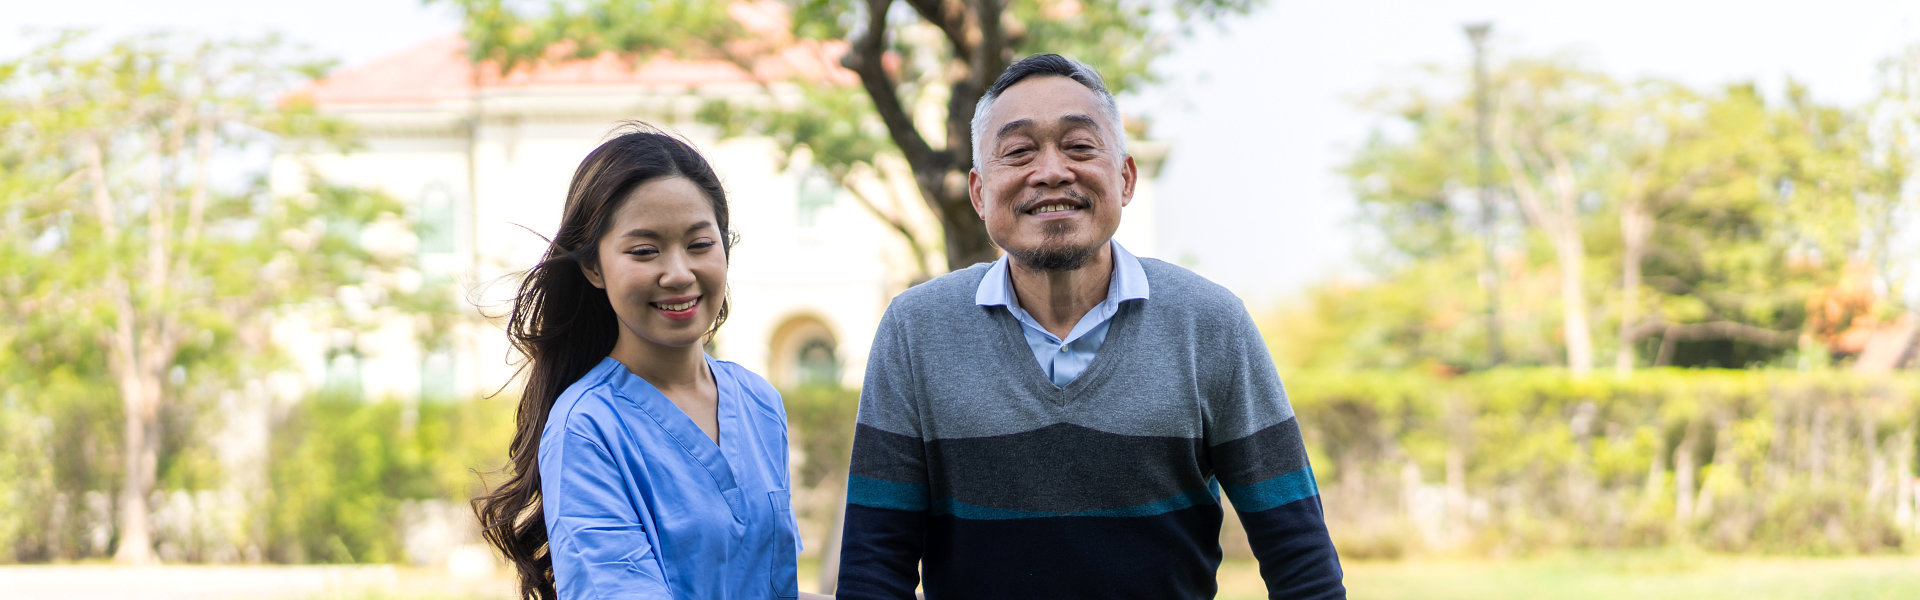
[836,259,1345,599]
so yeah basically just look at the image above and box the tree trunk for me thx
[1673,420,1699,528]
[844,0,1007,273]
[1557,232,1595,376]
[1617,200,1651,376]
[933,186,997,270]
[1894,427,1915,532]
[112,347,162,565]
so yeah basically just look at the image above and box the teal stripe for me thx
[931,485,1221,520]
[846,475,929,511]
[1222,466,1318,513]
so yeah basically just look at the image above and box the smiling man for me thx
[835,54,1345,599]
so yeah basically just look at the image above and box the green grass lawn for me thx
[1216,551,1920,600]
[271,550,1920,599]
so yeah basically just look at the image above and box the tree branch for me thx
[1491,95,1551,231]
[845,0,942,176]
[184,105,214,249]
[837,169,932,281]
[1629,318,1799,347]
[901,0,974,58]
[84,136,119,239]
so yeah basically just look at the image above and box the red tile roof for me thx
[297,3,854,106]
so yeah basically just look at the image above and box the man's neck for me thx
[1008,242,1115,340]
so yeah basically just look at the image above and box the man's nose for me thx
[1028,147,1073,187]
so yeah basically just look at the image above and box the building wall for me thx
[271,89,912,400]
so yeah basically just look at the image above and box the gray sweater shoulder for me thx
[886,261,993,318]
[1137,257,1249,318]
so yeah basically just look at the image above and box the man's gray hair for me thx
[969,54,1127,169]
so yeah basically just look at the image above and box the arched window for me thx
[770,316,840,388]
[796,337,839,387]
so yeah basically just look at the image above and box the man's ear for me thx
[580,258,606,289]
[969,169,986,219]
[1119,154,1137,208]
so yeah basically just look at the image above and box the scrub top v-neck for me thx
[540,356,801,599]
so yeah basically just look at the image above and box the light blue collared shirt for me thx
[975,240,1151,387]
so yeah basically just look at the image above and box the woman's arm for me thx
[543,430,672,598]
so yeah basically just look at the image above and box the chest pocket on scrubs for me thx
[768,489,799,598]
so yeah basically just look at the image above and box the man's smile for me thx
[1020,195,1089,216]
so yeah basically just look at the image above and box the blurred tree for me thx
[0,32,428,563]
[1347,57,1622,373]
[439,0,1264,272]
[1485,60,1619,376]
[1622,82,1859,369]
[1343,56,1883,372]
[1861,42,1920,310]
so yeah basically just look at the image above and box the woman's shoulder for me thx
[545,358,630,436]
[710,358,784,415]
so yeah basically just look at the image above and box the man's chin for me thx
[1007,241,1101,272]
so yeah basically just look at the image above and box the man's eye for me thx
[1004,147,1032,157]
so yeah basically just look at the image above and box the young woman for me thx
[474,125,820,600]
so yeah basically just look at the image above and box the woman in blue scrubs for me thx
[474,125,823,600]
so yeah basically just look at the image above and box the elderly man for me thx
[836,54,1344,599]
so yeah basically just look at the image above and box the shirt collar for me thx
[975,239,1151,308]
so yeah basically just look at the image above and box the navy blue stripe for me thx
[1237,495,1346,598]
[921,504,1226,600]
[930,483,1219,519]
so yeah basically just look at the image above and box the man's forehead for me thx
[986,76,1105,128]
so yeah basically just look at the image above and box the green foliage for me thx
[0,30,452,562]
[781,385,861,492]
[264,392,514,564]
[1340,50,1916,372]
[1282,368,1920,557]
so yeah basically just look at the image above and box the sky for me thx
[9,0,1920,307]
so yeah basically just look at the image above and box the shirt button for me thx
[1060,344,1070,352]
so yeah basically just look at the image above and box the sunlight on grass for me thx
[1219,551,1920,600]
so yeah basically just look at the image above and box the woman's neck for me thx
[609,337,710,390]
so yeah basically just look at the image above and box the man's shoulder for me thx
[888,261,993,312]
[1138,257,1245,313]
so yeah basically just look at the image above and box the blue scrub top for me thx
[540,356,801,599]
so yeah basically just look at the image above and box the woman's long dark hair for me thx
[474,123,733,600]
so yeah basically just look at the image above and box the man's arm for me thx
[835,310,930,600]
[1210,309,1346,599]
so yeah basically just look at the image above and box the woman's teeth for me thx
[653,298,698,311]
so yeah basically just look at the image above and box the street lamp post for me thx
[1464,22,1505,366]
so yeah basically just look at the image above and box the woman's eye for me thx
[626,247,658,257]
[690,241,717,251]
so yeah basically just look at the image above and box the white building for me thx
[271,27,1162,401]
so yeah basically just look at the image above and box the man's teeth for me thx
[1032,204,1077,214]
[655,298,698,311]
